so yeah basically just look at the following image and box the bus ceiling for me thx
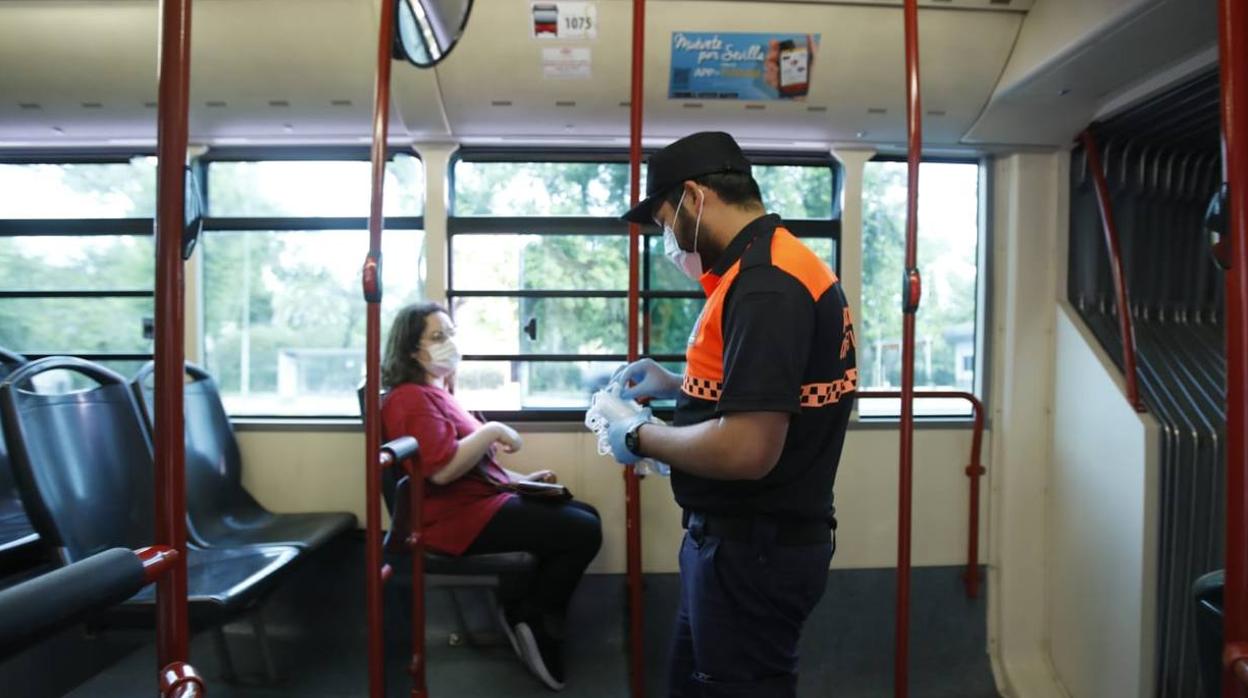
[0,0,1219,151]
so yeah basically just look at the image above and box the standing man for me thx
[606,131,857,697]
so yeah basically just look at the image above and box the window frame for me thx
[0,152,157,364]
[448,149,842,421]
[853,154,991,423]
[198,147,426,419]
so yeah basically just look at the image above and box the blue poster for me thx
[669,32,821,101]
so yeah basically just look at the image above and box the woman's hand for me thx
[487,421,523,454]
[520,470,558,484]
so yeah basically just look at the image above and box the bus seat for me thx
[0,348,39,565]
[0,357,298,629]
[358,385,537,641]
[131,362,356,552]
[1193,570,1224,698]
[387,474,537,645]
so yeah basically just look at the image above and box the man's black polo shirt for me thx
[672,213,857,523]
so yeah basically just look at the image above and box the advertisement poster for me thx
[668,32,820,101]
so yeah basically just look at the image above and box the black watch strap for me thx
[624,421,644,457]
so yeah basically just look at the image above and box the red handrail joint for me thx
[136,545,182,585]
[160,661,205,698]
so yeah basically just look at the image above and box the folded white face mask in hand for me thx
[585,380,671,477]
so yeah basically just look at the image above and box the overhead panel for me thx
[189,0,427,143]
[964,0,1218,146]
[0,0,450,146]
[644,2,1020,147]
[431,0,635,143]
[0,1,159,145]
[435,0,1021,148]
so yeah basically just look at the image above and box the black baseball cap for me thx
[622,131,753,224]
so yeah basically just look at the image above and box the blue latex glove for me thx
[605,406,653,465]
[613,358,681,401]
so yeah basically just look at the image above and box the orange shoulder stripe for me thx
[771,228,837,301]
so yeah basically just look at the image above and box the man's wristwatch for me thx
[624,421,645,457]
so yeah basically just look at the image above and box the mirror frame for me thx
[393,0,475,68]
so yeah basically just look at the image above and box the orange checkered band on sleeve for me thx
[683,369,859,408]
[682,375,724,401]
[798,368,859,408]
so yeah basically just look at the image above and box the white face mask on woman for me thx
[421,337,461,377]
[663,188,704,281]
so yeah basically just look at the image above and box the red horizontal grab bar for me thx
[1079,130,1147,414]
[135,545,181,585]
[857,391,985,599]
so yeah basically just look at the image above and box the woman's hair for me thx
[382,301,449,389]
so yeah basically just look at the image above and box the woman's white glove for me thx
[613,358,681,401]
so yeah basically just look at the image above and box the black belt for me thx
[682,510,832,546]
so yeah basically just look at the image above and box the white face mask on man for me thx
[662,188,704,281]
[421,337,461,378]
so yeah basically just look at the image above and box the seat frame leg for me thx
[447,587,472,646]
[212,625,238,682]
[250,607,279,682]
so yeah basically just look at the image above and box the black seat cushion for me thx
[190,510,356,551]
[125,546,298,613]
[424,551,537,576]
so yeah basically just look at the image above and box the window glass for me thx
[0,236,153,291]
[0,297,152,355]
[202,230,425,416]
[453,161,629,216]
[207,156,424,217]
[0,159,157,218]
[448,157,840,413]
[858,160,981,418]
[451,234,627,291]
[457,360,620,411]
[754,164,834,219]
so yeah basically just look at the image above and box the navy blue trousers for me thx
[668,516,833,698]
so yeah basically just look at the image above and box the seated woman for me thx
[380,301,602,692]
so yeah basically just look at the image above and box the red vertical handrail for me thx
[363,0,399,696]
[858,392,985,599]
[1219,0,1248,692]
[153,0,193,679]
[408,456,427,697]
[625,0,646,696]
[1079,130,1147,413]
[895,1,922,696]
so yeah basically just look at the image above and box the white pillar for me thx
[829,147,875,316]
[413,143,457,305]
[986,152,1066,696]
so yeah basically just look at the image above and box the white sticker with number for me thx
[531,2,597,40]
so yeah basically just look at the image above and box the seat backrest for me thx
[0,349,27,380]
[132,362,262,546]
[358,384,400,516]
[0,358,155,563]
[0,349,36,550]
